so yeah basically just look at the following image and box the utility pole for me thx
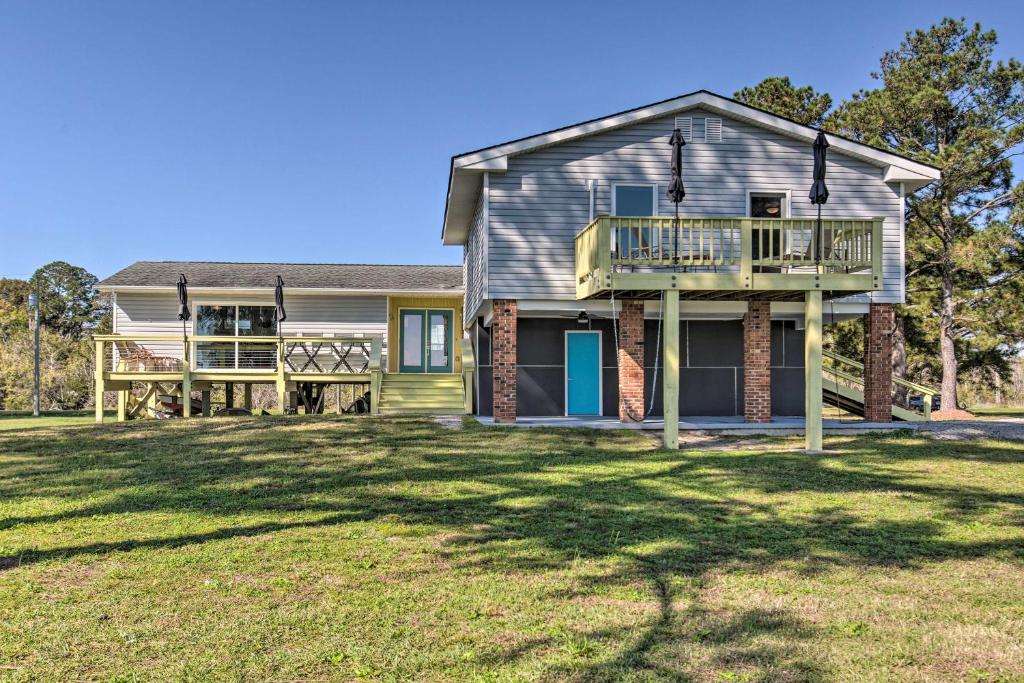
[28,282,41,417]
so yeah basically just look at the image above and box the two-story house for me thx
[93,90,940,451]
[443,90,940,449]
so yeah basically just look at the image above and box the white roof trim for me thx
[441,90,941,245]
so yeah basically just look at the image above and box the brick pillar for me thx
[743,300,772,423]
[863,303,894,422]
[618,300,645,422]
[492,300,518,423]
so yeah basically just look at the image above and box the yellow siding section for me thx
[387,296,464,373]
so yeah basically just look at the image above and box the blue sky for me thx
[1,0,1021,280]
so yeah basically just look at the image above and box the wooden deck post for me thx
[225,382,234,409]
[117,387,129,422]
[181,365,192,418]
[276,340,287,414]
[243,383,252,410]
[201,390,211,417]
[804,290,823,452]
[663,289,680,449]
[94,339,105,424]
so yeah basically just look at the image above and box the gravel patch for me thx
[919,418,1024,441]
[432,415,465,430]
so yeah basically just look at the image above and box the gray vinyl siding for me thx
[114,291,389,363]
[463,190,487,326]
[486,108,904,304]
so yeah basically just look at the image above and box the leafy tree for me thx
[29,261,106,340]
[828,18,1024,409]
[734,77,833,127]
[0,278,31,332]
[0,264,108,410]
[0,326,94,410]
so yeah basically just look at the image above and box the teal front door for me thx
[566,331,601,415]
[399,309,453,373]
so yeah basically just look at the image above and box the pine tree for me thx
[826,19,1024,409]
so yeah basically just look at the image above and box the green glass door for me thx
[426,309,453,373]
[399,309,454,374]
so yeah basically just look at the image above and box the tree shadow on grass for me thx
[0,416,1022,679]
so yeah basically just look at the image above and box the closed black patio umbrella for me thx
[667,128,687,260]
[176,274,190,363]
[274,276,287,367]
[176,272,190,333]
[808,131,830,264]
[274,275,286,342]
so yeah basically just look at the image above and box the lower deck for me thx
[94,333,475,420]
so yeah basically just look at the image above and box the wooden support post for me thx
[243,383,252,410]
[201,390,211,417]
[117,387,129,422]
[663,289,680,449]
[277,340,288,414]
[369,336,383,416]
[147,383,159,415]
[336,384,342,415]
[804,290,823,452]
[182,366,192,418]
[94,340,106,424]
[225,382,234,409]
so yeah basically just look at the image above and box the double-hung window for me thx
[195,304,277,370]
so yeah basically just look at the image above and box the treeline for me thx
[734,18,1024,408]
[0,262,110,410]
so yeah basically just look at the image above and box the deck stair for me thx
[822,350,937,422]
[377,373,467,415]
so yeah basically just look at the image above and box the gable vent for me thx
[705,117,722,142]
[673,116,692,141]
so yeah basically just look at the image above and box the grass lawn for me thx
[0,417,1022,682]
[0,411,114,431]
[973,406,1024,418]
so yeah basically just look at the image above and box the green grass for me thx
[972,406,1024,418]
[0,416,1022,682]
[0,411,114,431]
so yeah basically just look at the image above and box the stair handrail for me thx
[368,335,383,415]
[823,349,937,419]
[461,336,475,415]
[823,350,937,396]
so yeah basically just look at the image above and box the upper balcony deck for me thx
[575,215,883,301]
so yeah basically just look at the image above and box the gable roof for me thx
[441,89,942,245]
[97,261,463,294]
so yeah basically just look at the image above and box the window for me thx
[613,184,657,257]
[748,192,789,269]
[195,304,277,370]
[613,184,656,216]
[750,193,787,218]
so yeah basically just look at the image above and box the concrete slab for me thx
[473,415,917,435]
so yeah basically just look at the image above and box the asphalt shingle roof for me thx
[97,261,463,292]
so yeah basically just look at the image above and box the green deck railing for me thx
[575,215,884,299]
[93,333,384,422]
